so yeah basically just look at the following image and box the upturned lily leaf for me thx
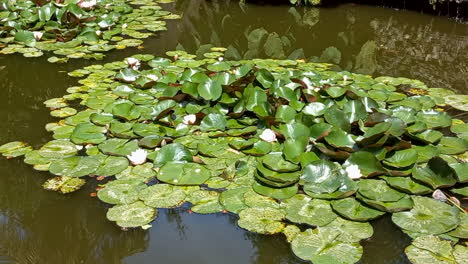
[97,179,147,205]
[252,181,298,200]
[437,137,468,155]
[138,184,186,208]
[260,152,300,172]
[157,162,210,185]
[357,192,414,213]
[412,157,458,189]
[237,207,285,234]
[381,176,432,195]
[107,201,157,228]
[282,194,338,226]
[392,196,460,235]
[291,227,363,264]
[331,197,385,221]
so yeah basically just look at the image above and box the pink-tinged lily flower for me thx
[125,57,141,70]
[259,129,277,142]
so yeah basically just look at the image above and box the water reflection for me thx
[0,1,467,263]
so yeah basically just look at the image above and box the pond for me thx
[0,1,467,263]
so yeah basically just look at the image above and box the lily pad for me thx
[283,194,338,226]
[107,201,157,228]
[138,184,186,208]
[237,207,285,234]
[392,196,460,235]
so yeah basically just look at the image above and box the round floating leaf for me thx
[43,176,85,194]
[157,162,210,185]
[97,179,147,205]
[358,179,406,202]
[301,160,341,194]
[283,194,337,226]
[331,197,385,221]
[38,140,78,159]
[392,196,460,235]
[448,213,468,239]
[324,217,374,242]
[219,187,250,214]
[106,201,157,228]
[344,151,384,177]
[324,127,355,150]
[257,162,301,185]
[237,207,285,234]
[71,123,107,144]
[405,235,457,264]
[303,102,326,116]
[98,139,139,156]
[49,156,100,177]
[189,190,223,214]
[291,227,363,264]
[200,113,227,131]
[153,143,193,167]
[416,110,452,129]
[138,184,186,208]
[95,156,129,177]
[444,95,468,112]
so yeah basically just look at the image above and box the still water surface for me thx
[1,1,467,263]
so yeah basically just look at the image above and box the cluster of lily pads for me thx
[0,0,178,62]
[0,49,467,264]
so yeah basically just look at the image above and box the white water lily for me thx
[125,57,140,70]
[218,57,224,61]
[345,164,362,180]
[182,114,196,125]
[259,129,277,142]
[33,31,43,41]
[127,149,147,165]
[147,74,159,81]
[432,189,447,202]
[78,0,97,9]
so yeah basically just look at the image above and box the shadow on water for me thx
[0,1,467,263]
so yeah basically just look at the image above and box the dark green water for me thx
[0,1,467,263]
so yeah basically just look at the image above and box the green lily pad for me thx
[42,176,86,194]
[98,139,139,156]
[106,201,157,228]
[95,156,129,177]
[283,194,338,226]
[237,207,285,234]
[331,197,385,221]
[97,179,147,205]
[405,235,458,264]
[260,152,300,172]
[49,156,100,177]
[252,180,298,200]
[383,148,418,168]
[381,176,432,195]
[219,187,250,214]
[344,151,384,177]
[38,140,78,159]
[412,157,458,189]
[324,217,374,242]
[291,227,363,264]
[157,162,210,185]
[153,143,193,167]
[392,196,460,235]
[358,179,406,202]
[138,184,186,208]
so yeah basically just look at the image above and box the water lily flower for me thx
[122,23,128,29]
[75,145,84,151]
[33,31,43,41]
[78,0,97,9]
[147,74,159,81]
[182,114,196,125]
[345,164,362,180]
[218,57,224,61]
[259,129,277,142]
[125,57,140,70]
[432,190,447,202]
[95,30,102,36]
[127,149,147,165]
